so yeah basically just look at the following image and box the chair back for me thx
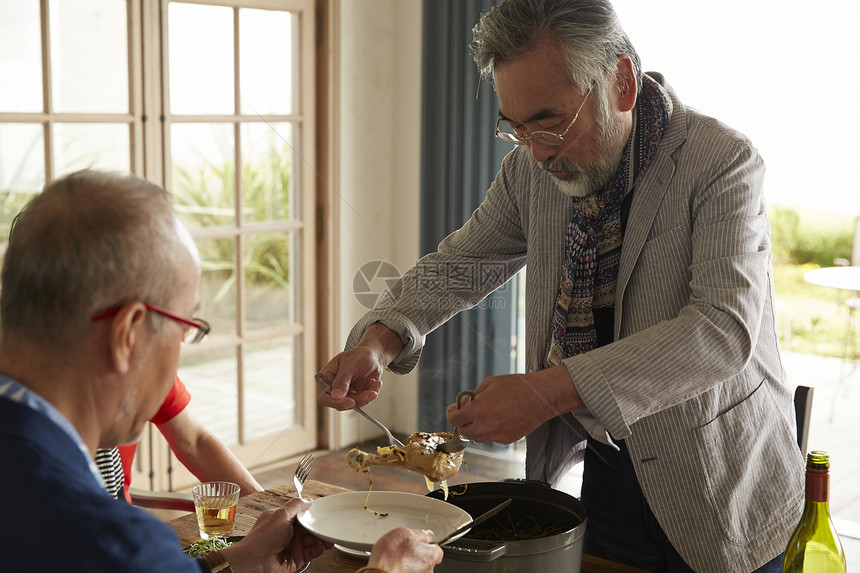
[793,385,814,454]
[130,488,195,512]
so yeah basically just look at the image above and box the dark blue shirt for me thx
[0,381,206,573]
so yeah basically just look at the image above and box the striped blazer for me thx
[349,73,804,572]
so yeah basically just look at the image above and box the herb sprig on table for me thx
[184,535,235,558]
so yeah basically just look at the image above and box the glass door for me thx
[161,0,317,489]
[0,0,319,493]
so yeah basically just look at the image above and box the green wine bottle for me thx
[782,450,847,572]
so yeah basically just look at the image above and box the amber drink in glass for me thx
[192,481,240,539]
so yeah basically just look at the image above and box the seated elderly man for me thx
[0,170,442,573]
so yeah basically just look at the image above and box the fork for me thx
[315,373,405,447]
[293,453,315,501]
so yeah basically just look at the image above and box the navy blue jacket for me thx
[0,396,206,572]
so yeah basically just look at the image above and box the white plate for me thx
[297,491,471,552]
[334,544,371,559]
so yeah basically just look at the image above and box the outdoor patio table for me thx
[804,266,860,292]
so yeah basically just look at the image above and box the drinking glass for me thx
[192,481,240,539]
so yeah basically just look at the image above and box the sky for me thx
[612,0,860,214]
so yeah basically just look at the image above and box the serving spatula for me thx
[437,390,474,453]
[435,498,512,546]
[315,372,404,448]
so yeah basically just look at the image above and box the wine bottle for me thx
[782,450,847,572]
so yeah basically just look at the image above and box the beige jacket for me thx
[348,74,804,572]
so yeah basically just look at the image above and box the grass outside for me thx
[774,262,856,358]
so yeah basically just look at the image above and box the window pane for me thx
[179,347,239,445]
[245,231,293,331]
[168,3,234,115]
[0,0,42,112]
[0,123,44,244]
[53,123,130,175]
[171,123,235,228]
[243,336,298,441]
[49,0,128,113]
[196,236,237,339]
[239,9,294,115]
[0,123,44,191]
[241,122,292,223]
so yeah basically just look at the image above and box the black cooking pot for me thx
[426,479,587,573]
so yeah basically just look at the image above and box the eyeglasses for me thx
[91,302,211,344]
[495,83,595,147]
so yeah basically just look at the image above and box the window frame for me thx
[0,0,326,492]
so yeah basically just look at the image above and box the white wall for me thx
[335,0,423,446]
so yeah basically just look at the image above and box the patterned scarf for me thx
[546,76,672,367]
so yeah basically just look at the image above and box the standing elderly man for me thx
[0,171,442,573]
[319,1,804,572]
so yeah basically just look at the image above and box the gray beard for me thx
[545,163,615,198]
[539,116,630,198]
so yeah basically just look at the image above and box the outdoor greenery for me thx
[171,153,292,308]
[0,188,41,244]
[770,205,857,358]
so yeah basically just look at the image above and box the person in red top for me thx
[98,375,263,503]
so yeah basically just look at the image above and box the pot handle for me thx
[499,477,551,488]
[441,542,507,562]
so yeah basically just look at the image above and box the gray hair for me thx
[472,0,642,126]
[1,170,190,352]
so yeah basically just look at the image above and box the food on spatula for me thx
[346,431,464,483]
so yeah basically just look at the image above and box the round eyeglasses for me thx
[91,302,210,344]
[495,83,595,147]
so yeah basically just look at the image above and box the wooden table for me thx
[168,479,645,572]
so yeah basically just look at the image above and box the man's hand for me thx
[367,528,443,573]
[445,366,584,444]
[318,323,404,410]
[221,498,332,573]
